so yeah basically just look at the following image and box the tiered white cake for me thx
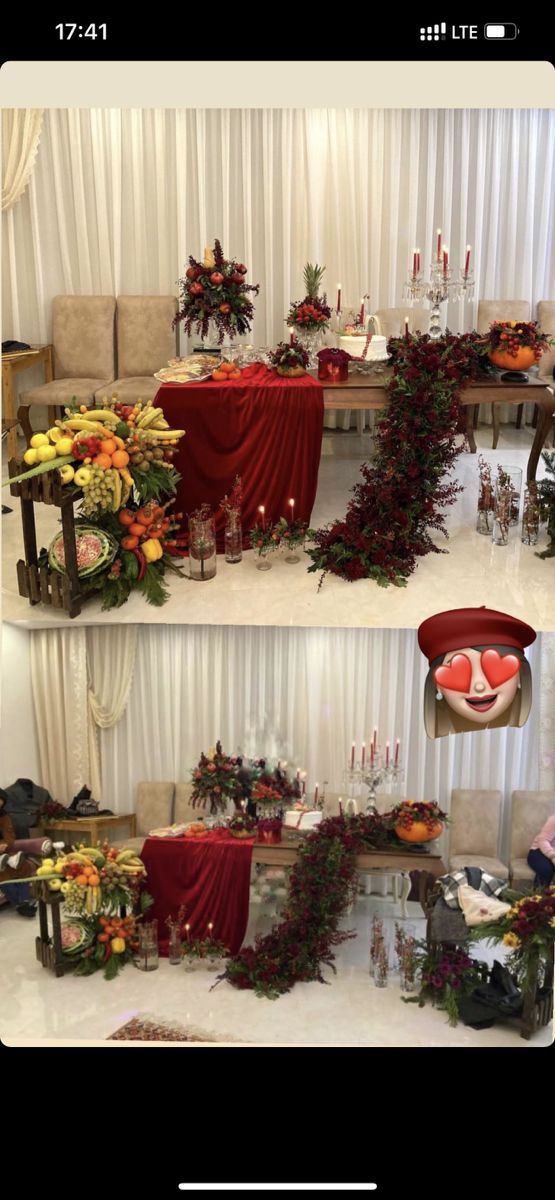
[284,808,323,832]
[339,333,388,361]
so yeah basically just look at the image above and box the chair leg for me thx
[473,404,479,430]
[515,403,523,429]
[47,405,58,429]
[532,404,538,429]
[17,405,33,447]
[491,403,501,450]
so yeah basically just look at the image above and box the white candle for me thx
[207,922,213,938]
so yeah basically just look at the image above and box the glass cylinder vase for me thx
[189,513,217,581]
[492,484,512,546]
[224,510,242,563]
[521,483,540,545]
[168,925,182,965]
[476,506,494,535]
[374,941,389,988]
[134,921,159,971]
[500,465,523,525]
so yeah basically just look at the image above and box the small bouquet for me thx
[406,942,483,1025]
[190,741,243,814]
[228,812,257,839]
[268,339,310,377]
[181,934,229,966]
[274,515,308,551]
[174,239,260,344]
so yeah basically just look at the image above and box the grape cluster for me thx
[63,881,87,913]
[81,466,118,514]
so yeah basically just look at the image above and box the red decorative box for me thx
[317,360,349,383]
[257,822,282,845]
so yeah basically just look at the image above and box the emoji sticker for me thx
[418,606,536,738]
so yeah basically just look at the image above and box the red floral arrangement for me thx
[251,765,302,806]
[307,332,484,586]
[287,298,332,331]
[387,800,448,832]
[37,798,71,825]
[190,740,244,813]
[174,239,260,345]
[317,347,352,367]
[412,944,482,1025]
[268,340,310,371]
[251,781,284,807]
[483,320,551,361]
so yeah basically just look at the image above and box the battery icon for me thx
[484,23,519,38]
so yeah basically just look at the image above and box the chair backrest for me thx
[510,791,554,860]
[135,782,174,835]
[173,782,198,826]
[52,295,116,380]
[116,296,178,378]
[449,789,502,858]
[476,300,530,334]
[536,301,555,384]
[374,307,429,339]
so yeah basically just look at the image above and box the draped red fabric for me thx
[140,831,255,956]
[156,365,324,549]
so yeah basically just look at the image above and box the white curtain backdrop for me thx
[3,109,554,350]
[1,109,43,211]
[86,626,137,799]
[29,624,552,864]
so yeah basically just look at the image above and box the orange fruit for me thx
[76,874,88,885]
[121,535,139,550]
[128,523,147,537]
[112,450,130,469]
[118,509,135,527]
[221,361,236,374]
[93,452,112,470]
[99,439,116,456]
[88,874,100,886]
[211,370,227,381]
[230,371,241,380]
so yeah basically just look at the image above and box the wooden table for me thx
[45,813,137,847]
[319,370,554,481]
[252,837,446,913]
[2,345,54,459]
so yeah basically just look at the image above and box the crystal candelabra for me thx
[403,243,474,341]
[343,742,403,814]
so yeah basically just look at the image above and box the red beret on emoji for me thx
[418,606,536,665]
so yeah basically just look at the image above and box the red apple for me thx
[185,267,197,280]
[219,303,231,314]
[210,272,225,285]
[190,282,204,296]
[230,272,244,285]
[236,264,247,274]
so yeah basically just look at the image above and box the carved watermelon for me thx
[48,526,117,578]
[61,920,95,955]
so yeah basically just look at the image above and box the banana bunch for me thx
[85,885,102,913]
[115,848,146,876]
[136,403,185,442]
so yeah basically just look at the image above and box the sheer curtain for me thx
[3,109,554,348]
[29,624,550,863]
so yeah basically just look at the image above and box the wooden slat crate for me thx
[8,457,86,619]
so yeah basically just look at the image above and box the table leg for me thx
[465,407,477,453]
[2,364,18,460]
[491,403,501,450]
[88,822,99,847]
[129,814,136,838]
[527,402,555,482]
[399,871,411,919]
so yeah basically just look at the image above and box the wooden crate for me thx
[31,881,65,977]
[8,458,85,619]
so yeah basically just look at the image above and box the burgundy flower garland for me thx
[307,333,483,586]
[222,813,389,998]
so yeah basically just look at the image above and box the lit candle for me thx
[465,245,471,275]
[277,760,281,770]
[302,778,306,796]
[359,298,365,325]
[416,248,421,273]
[258,504,265,530]
[314,783,319,806]
[404,317,409,341]
[373,728,378,750]
[207,922,213,939]
[370,742,375,766]
[290,330,294,345]
[336,284,342,312]
[436,229,442,261]
[296,768,301,780]
[443,247,449,275]
[339,797,343,816]
[289,497,295,525]
[185,923,190,942]
[385,741,390,767]
[412,251,418,276]
[351,742,356,769]
[395,739,400,766]
[361,742,366,767]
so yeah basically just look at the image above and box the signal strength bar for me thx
[420,22,447,40]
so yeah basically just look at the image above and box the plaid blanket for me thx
[438,866,507,909]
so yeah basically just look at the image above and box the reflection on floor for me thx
[1,889,550,1047]
[2,422,554,630]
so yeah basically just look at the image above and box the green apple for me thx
[30,433,49,448]
[74,467,92,487]
[23,448,39,466]
[37,445,58,462]
[58,465,75,485]
[55,437,74,456]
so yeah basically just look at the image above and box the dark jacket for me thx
[1,779,54,838]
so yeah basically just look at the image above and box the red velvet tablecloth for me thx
[140,830,255,956]
[155,365,324,549]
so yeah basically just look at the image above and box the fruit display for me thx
[64,912,142,980]
[211,361,242,382]
[35,843,147,914]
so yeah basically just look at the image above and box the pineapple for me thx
[303,262,326,300]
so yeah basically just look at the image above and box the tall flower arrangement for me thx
[190,742,244,814]
[476,885,555,994]
[287,263,331,334]
[174,239,260,344]
[307,332,483,586]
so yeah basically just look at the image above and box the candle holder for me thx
[188,507,217,581]
[403,254,474,341]
[362,752,403,814]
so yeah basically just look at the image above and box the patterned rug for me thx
[107,1013,245,1042]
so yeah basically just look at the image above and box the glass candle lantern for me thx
[135,921,159,971]
[188,513,217,581]
[224,510,242,563]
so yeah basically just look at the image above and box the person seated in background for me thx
[0,792,37,918]
[527,810,555,887]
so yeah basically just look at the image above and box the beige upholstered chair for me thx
[20,296,116,420]
[173,782,199,826]
[374,307,429,339]
[448,789,508,879]
[111,781,175,852]
[95,296,178,405]
[537,301,555,386]
[509,790,554,888]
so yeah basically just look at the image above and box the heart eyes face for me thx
[432,647,522,726]
[434,650,521,693]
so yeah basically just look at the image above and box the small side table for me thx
[2,345,54,459]
[46,813,137,847]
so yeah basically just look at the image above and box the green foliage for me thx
[131,463,180,503]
